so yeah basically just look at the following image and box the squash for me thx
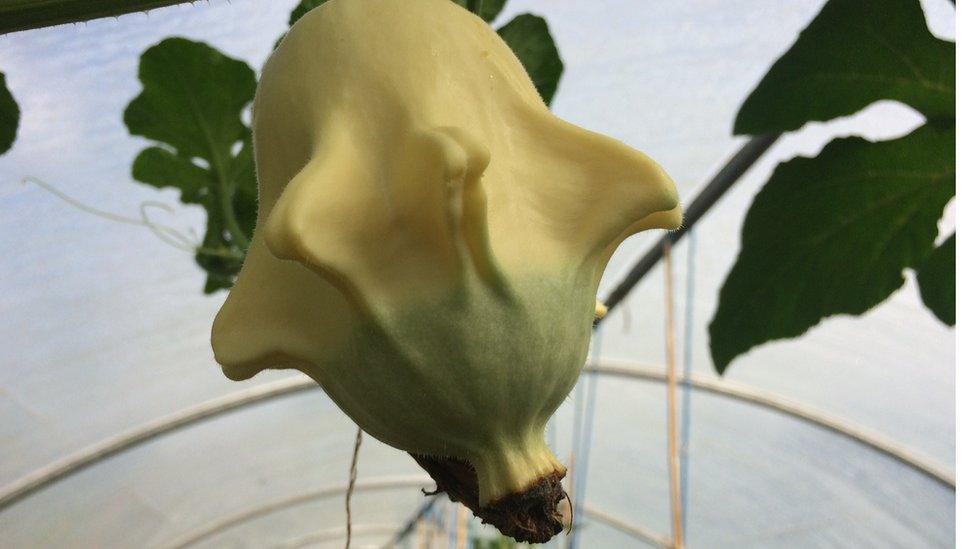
[211,0,680,541]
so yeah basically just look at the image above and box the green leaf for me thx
[452,0,507,22]
[916,233,954,326]
[478,0,506,23]
[203,274,235,294]
[124,38,256,164]
[229,136,258,240]
[132,147,212,204]
[124,37,258,291]
[275,0,332,49]
[196,204,246,295]
[497,14,563,106]
[289,0,329,26]
[735,0,955,135]
[709,125,954,372]
[0,71,19,155]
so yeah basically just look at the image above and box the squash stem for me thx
[471,433,564,506]
[0,0,197,35]
[209,152,252,251]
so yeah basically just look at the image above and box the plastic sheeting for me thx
[0,0,955,546]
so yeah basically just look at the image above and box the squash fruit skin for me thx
[211,0,680,524]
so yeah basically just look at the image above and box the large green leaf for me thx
[0,71,18,155]
[916,233,955,326]
[735,0,955,135]
[497,14,563,106]
[124,37,258,293]
[709,125,955,372]
[448,4,562,103]
[124,38,255,165]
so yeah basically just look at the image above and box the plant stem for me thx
[208,144,250,250]
[214,171,251,251]
[0,0,196,35]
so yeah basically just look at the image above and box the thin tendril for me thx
[24,175,154,227]
[139,201,198,251]
[21,176,244,261]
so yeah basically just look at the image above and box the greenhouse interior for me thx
[0,0,956,547]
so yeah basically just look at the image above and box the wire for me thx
[679,231,696,539]
[568,328,603,549]
[448,503,457,548]
[345,428,363,549]
[663,241,684,548]
[547,409,558,458]
[21,175,244,260]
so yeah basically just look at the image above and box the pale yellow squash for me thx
[212,0,680,507]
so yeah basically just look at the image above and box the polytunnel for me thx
[0,0,956,547]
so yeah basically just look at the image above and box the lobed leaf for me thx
[915,232,954,326]
[497,14,563,106]
[124,37,258,293]
[132,146,211,204]
[124,37,256,163]
[0,71,18,155]
[735,0,955,135]
[709,125,955,372]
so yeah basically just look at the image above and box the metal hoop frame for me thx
[165,476,671,548]
[0,359,954,545]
